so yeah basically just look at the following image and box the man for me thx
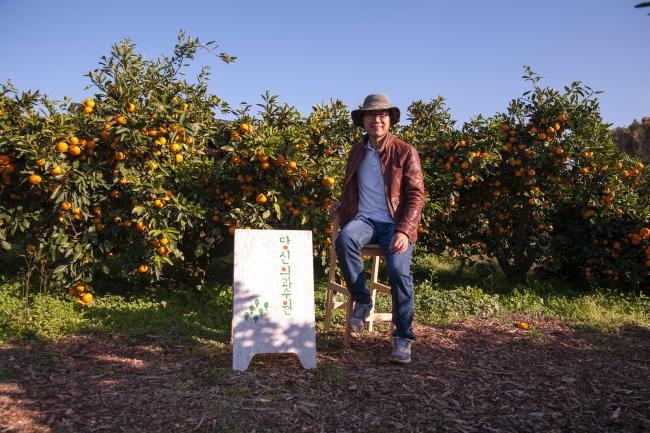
[333,94,425,364]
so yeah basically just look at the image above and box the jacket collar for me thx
[362,132,394,154]
[345,132,396,188]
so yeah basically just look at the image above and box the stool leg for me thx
[343,296,352,347]
[367,255,381,332]
[325,283,334,332]
[325,227,339,332]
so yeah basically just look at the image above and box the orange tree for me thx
[80,32,239,288]
[0,33,235,299]
[543,151,649,289]
[0,84,68,300]
[404,68,649,287]
[399,98,504,262]
[3,39,648,297]
[210,93,359,265]
[399,97,457,249]
[0,32,359,300]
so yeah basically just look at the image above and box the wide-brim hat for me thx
[351,94,401,128]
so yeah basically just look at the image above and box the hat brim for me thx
[351,107,400,128]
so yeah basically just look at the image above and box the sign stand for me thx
[232,229,317,371]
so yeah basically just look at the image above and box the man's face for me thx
[362,110,391,139]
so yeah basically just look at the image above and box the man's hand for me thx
[390,232,409,254]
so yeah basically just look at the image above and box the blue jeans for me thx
[335,215,415,340]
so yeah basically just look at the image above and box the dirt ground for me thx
[1,316,649,433]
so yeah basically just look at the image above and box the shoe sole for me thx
[389,356,412,364]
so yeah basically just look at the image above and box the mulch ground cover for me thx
[1,316,649,433]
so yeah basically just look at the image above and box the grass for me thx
[0,278,233,345]
[409,254,650,331]
[1,253,648,344]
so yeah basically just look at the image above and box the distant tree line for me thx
[612,117,650,158]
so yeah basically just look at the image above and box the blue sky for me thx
[1,0,648,127]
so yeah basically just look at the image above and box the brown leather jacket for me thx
[338,133,425,243]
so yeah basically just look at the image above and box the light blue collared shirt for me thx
[357,139,394,223]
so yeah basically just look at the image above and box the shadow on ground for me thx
[1,317,649,433]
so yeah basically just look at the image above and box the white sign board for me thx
[232,229,317,371]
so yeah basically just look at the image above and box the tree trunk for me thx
[496,203,538,285]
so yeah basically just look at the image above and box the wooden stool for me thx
[324,217,393,347]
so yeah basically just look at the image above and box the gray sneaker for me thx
[348,302,372,332]
[390,338,412,364]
